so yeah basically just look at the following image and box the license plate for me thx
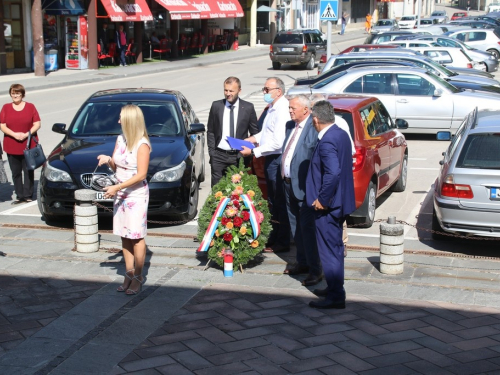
[95,192,113,201]
[282,48,294,52]
[490,188,500,200]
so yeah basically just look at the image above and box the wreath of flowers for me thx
[197,160,271,270]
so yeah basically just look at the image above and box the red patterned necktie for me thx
[281,123,300,178]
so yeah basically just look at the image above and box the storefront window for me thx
[257,0,271,32]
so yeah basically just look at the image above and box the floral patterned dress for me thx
[112,135,150,239]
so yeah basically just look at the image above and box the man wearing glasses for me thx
[241,77,291,253]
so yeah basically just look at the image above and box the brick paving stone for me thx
[342,329,385,347]
[157,363,195,375]
[242,316,287,328]
[194,292,240,304]
[0,331,23,343]
[307,322,354,336]
[385,310,430,322]
[405,360,455,375]
[370,340,423,355]
[243,357,289,374]
[445,359,500,375]
[416,326,462,343]
[120,355,176,372]
[358,302,399,315]
[353,309,395,325]
[216,306,253,321]
[420,315,465,332]
[206,316,245,332]
[364,352,420,367]
[168,311,220,324]
[254,344,300,364]
[206,348,260,365]
[193,361,250,375]
[263,333,307,351]
[274,323,315,339]
[449,347,500,363]
[195,326,235,344]
[455,315,500,328]
[453,325,500,340]
[126,369,162,375]
[422,307,465,322]
[335,341,380,359]
[149,331,200,346]
[228,327,275,340]
[409,347,460,367]
[451,337,500,351]
[184,301,229,313]
[314,313,359,324]
[319,364,358,375]
[358,364,418,375]
[377,329,426,343]
[381,319,428,332]
[226,298,261,311]
[169,350,213,371]
[134,342,188,359]
[281,357,336,373]
[218,337,269,352]
[291,344,342,359]
[301,333,349,347]
[248,307,291,319]
[327,351,375,372]
[182,337,225,356]
[413,336,462,355]
[349,319,392,335]
[257,298,301,309]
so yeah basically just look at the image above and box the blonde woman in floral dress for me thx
[97,104,151,295]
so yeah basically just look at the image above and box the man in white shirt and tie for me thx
[281,94,322,286]
[241,77,291,253]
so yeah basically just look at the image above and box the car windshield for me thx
[456,133,500,169]
[421,56,455,77]
[274,34,302,44]
[70,101,182,137]
[401,16,415,21]
[335,111,355,140]
[377,20,392,26]
[432,11,444,16]
[424,71,461,93]
[312,71,348,89]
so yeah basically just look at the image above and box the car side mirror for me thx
[52,123,67,134]
[395,119,409,129]
[433,89,443,97]
[436,131,451,141]
[188,123,206,134]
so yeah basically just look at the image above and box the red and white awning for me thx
[101,0,153,21]
[155,0,244,20]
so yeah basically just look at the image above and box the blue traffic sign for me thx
[320,0,338,21]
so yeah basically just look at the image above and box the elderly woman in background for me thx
[0,84,41,204]
[97,104,151,295]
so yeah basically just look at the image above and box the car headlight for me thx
[150,161,186,182]
[44,162,72,182]
[489,55,496,60]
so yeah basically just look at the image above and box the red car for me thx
[251,95,409,227]
[451,12,468,20]
[318,45,398,74]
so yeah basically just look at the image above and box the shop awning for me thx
[155,0,243,20]
[101,0,153,22]
[42,0,85,15]
[154,0,200,20]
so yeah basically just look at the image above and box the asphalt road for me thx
[1,17,499,257]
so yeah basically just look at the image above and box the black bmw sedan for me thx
[38,88,205,222]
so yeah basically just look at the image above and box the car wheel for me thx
[198,152,206,183]
[272,62,281,70]
[480,62,489,72]
[487,48,500,60]
[432,207,446,241]
[358,181,376,228]
[391,155,408,192]
[307,55,315,70]
[37,181,58,222]
[178,175,199,222]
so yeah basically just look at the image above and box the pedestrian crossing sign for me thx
[320,0,338,21]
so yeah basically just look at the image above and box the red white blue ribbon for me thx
[197,197,230,253]
[241,194,260,239]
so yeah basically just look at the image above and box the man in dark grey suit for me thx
[207,76,258,186]
[281,95,322,286]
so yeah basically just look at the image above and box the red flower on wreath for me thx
[233,217,243,228]
[223,232,233,242]
[231,194,240,201]
[233,200,240,208]
[221,217,230,225]
[242,211,250,221]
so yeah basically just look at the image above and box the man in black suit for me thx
[99,23,109,54]
[207,76,258,186]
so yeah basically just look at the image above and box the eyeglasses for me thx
[262,87,280,93]
[10,93,21,97]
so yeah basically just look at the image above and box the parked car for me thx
[406,46,482,70]
[253,96,409,227]
[430,10,449,24]
[451,12,468,21]
[38,88,206,222]
[381,40,441,48]
[399,15,418,29]
[447,28,500,59]
[269,29,326,70]
[364,31,415,44]
[371,19,399,34]
[433,108,500,238]
[417,18,437,27]
[487,3,500,13]
[319,51,499,85]
[452,15,500,26]
[296,60,422,86]
[449,20,497,29]
[448,80,500,94]
[287,65,500,133]
[317,44,399,73]
[413,35,499,72]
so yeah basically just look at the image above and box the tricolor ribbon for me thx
[241,194,260,239]
[197,197,230,253]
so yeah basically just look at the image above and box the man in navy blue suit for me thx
[306,100,356,309]
[281,95,322,286]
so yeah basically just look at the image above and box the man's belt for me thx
[216,148,239,155]
[283,177,292,184]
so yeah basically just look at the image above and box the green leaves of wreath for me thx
[197,159,271,270]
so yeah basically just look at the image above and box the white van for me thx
[488,3,500,13]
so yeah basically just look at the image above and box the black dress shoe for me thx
[309,299,346,309]
[302,273,323,286]
[283,264,309,275]
[313,287,328,297]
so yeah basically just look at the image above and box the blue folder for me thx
[226,137,255,151]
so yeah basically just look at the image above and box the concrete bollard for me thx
[379,216,404,275]
[74,189,99,253]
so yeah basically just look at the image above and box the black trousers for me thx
[210,149,239,187]
[7,154,34,200]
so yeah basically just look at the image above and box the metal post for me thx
[327,21,331,61]
[379,216,404,275]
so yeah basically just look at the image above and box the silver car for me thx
[287,65,500,133]
[430,10,449,24]
[447,28,500,59]
[413,35,499,72]
[399,15,417,29]
[320,51,499,86]
[433,108,500,238]
[371,19,399,34]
